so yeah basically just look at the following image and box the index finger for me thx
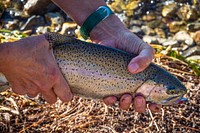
[128,43,155,74]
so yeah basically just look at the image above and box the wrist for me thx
[90,14,127,43]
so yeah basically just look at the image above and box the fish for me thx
[0,32,188,105]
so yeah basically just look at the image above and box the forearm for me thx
[51,0,126,41]
[51,0,107,26]
[0,42,14,72]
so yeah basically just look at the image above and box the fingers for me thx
[41,89,57,104]
[53,72,73,103]
[149,103,162,113]
[128,44,155,74]
[133,95,146,113]
[103,96,117,105]
[119,94,132,110]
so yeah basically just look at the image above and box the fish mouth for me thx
[161,96,188,105]
[174,97,188,104]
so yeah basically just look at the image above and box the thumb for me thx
[53,71,73,102]
[128,45,155,74]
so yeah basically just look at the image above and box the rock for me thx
[142,12,156,21]
[141,26,155,35]
[173,31,194,46]
[182,46,200,57]
[162,39,179,47]
[3,19,19,30]
[146,19,162,29]
[168,21,186,33]
[109,0,126,13]
[36,26,50,34]
[187,22,200,32]
[129,26,144,38]
[193,30,200,45]
[24,0,58,15]
[162,3,178,18]
[129,20,143,27]
[155,28,166,38]
[129,26,144,34]
[60,22,77,35]
[186,55,200,61]
[176,5,198,21]
[142,35,159,44]
[0,1,5,19]
[45,12,64,32]
[125,1,140,16]
[20,15,45,31]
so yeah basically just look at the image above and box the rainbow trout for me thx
[0,33,188,105]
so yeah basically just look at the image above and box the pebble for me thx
[168,21,186,33]
[129,20,143,27]
[186,55,200,61]
[36,26,50,34]
[176,5,198,21]
[141,26,155,35]
[142,35,159,44]
[20,15,45,31]
[162,39,179,47]
[129,26,144,35]
[45,12,64,32]
[173,30,194,46]
[192,30,200,45]
[187,22,200,32]
[60,22,77,35]
[24,0,58,15]
[182,46,200,57]
[162,3,178,18]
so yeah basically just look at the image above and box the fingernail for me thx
[129,63,139,73]
[136,98,144,107]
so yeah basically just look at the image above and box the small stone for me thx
[129,20,143,27]
[187,22,200,32]
[146,19,162,29]
[142,35,159,44]
[173,31,194,46]
[193,30,200,45]
[109,0,126,13]
[168,21,186,33]
[141,26,155,35]
[182,46,200,57]
[186,55,200,61]
[0,1,5,18]
[162,3,178,18]
[45,12,64,32]
[142,12,156,21]
[125,1,140,16]
[155,28,166,38]
[129,26,143,34]
[176,5,198,21]
[162,39,179,47]
[157,38,167,44]
[20,15,45,31]
[60,22,77,35]
[36,26,50,34]
[24,0,58,15]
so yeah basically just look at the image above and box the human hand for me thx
[0,35,72,104]
[90,15,161,113]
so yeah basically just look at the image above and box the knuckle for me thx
[48,67,60,82]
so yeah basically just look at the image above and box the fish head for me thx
[136,65,188,105]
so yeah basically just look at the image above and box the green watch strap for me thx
[80,6,114,40]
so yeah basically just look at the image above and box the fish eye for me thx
[166,86,177,94]
[169,90,176,95]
